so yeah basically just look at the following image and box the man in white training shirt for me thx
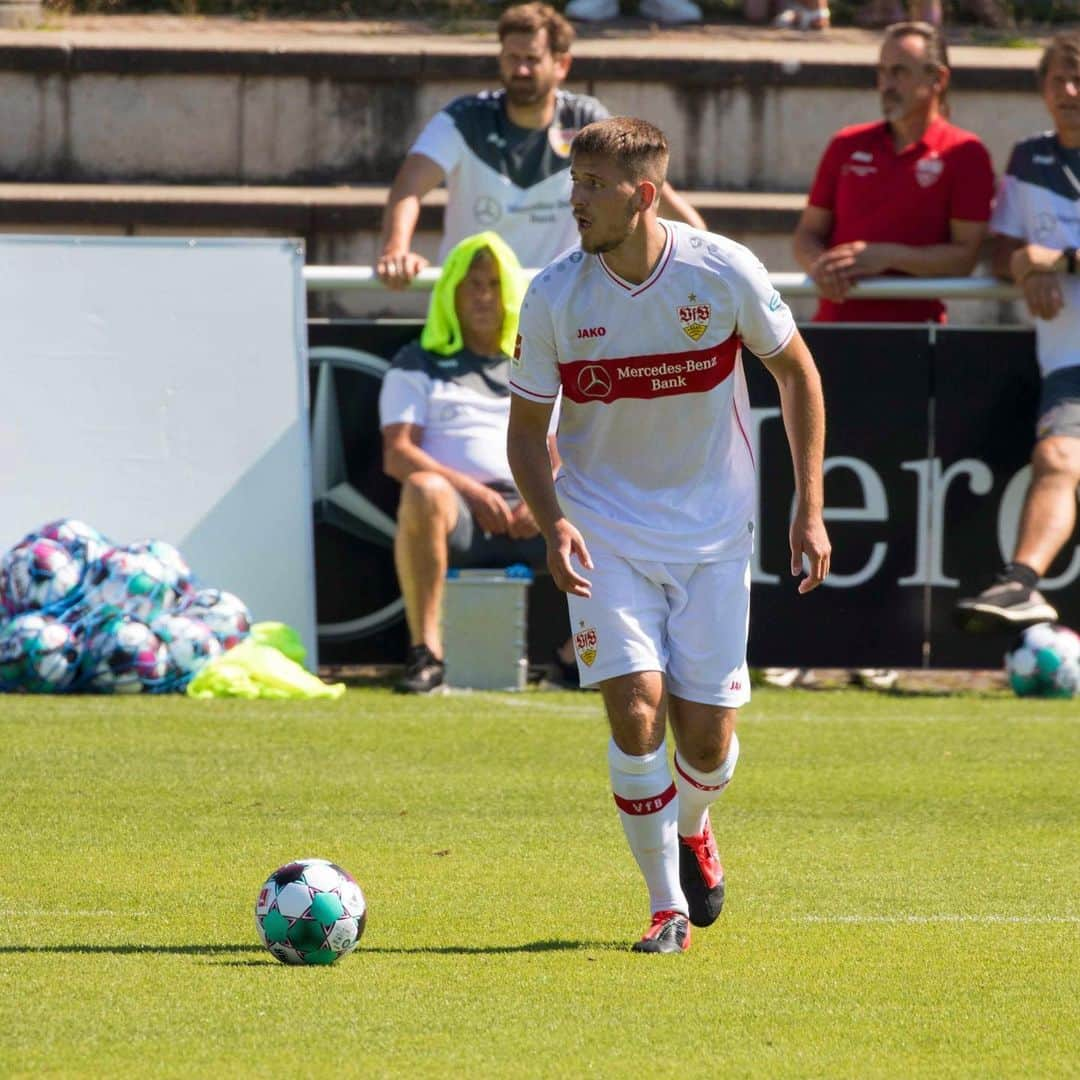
[507,117,830,954]
[954,32,1080,634]
[376,3,703,289]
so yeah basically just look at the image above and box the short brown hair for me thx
[497,3,575,56]
[1037,31,1080,88]
[571,117,670,189]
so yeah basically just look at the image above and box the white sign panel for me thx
[0,235,318,665]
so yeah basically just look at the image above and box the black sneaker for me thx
[395,645,446,694]
[678,821,725,928]
[630,909,691,954]
[954,577,1058,634]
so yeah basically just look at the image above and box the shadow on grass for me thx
[3,939,621,958]
[0,944,264,956]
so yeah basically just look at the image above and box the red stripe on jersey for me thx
[560,335,740,405]
[674,755,728,792]
[613,783,677,816]
[509,379,559,400]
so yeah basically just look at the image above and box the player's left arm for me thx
[758,331,831,594]
[657,182,706,230]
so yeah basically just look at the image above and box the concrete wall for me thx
[0,41,1046,189]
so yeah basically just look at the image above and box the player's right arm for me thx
[507,397,592,597]
[376,153,446,290]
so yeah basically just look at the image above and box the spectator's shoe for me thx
[761,667,817,688]
[395,644,446,694]
[851,668,899,691]
[954,578,1058,634]
[630,910,691,953]
[639,0,703,22]
[564,0,619,21]
[679,820,725,927]
[772,1,830,28]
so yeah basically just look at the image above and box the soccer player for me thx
[507,117,830,953]
[954,33,1080,633]
[376,2,703,290]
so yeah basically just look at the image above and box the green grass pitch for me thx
[0,687,1077,1077]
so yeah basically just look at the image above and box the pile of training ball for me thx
[0,518,252,694]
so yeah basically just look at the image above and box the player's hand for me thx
[790,511,831,595]
[1019,270,1065,321]
[545,517,593,598]
[376,250,430,290]
[507,500,540,540]
[1010,243,1065,282]
[460,480,514,536]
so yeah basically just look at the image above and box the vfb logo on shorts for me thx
[575,625,598,667]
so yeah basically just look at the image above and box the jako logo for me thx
[577,326,607,339]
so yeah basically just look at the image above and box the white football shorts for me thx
[565,536,751,708]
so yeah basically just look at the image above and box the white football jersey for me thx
[511,221,796,561]
[410,89,608,268]
[992,132,1080,376]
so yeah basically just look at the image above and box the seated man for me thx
[379,231,556,694]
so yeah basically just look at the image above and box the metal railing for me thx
[303,266,1020,301]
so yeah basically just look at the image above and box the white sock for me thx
[608,738,686,916]
[673,731,740,838]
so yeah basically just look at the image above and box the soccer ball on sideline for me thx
[255,859,366,966]
[1004,622,1080,698]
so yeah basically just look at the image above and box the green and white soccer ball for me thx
[255,858,366,965]
[1004,622,1080,698]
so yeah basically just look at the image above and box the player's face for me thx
[570,154,640,255]
[454,252,505,343]
[877,35,942,126]
[1042,54,1080,145]
[498,30,570,108]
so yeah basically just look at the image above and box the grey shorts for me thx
[447,486,548,570]
[1037,366,1080,440]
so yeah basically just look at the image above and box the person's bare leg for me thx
[1012,436,1080,576]
[393,472,460,657]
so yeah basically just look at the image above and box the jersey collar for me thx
[597,221,675,298]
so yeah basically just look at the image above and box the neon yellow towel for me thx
[419,230,525,358]
[186,639,345,701]
[249,621,307,665]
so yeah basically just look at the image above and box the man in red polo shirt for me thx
[793,20,994,324]
[779,21,994,691]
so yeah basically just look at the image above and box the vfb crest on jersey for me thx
[574,624,598,667]
[678,294,711,342]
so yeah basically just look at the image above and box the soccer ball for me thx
[31,519,113,567]
[81,548,181,623]
[254,859,367,966]
[1004,622,1080,698]
[150,612,223,687]
[0,613,82,693]
[126,539,195,599]
[79,613,170,694]
[0,539,84,615]
[181,588,251,650]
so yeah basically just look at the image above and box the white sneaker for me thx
[851,668,899,691]
[639,0,703,22]
[565,0,619,21]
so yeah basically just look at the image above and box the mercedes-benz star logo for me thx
[309,346,404,643]
[474,196,502,226]
[577,364,612,399]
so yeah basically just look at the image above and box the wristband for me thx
[1065,247,1077,275]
